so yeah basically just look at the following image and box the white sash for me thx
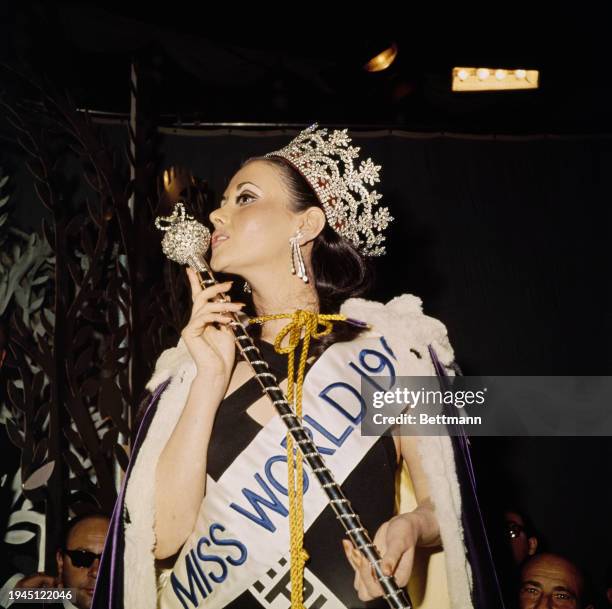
[158,331,400,609]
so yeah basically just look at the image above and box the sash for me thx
[157,330,401,609]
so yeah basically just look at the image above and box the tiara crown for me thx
[263,122,393,256]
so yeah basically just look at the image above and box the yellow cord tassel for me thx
[247,310,347,609]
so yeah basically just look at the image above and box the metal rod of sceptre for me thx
[155,202,413,609]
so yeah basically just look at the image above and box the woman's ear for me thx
[298,207,326,244]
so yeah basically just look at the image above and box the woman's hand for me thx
[182,267,245,392]
[341,512,420,602]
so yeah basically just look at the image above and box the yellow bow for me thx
[247,310,347,608]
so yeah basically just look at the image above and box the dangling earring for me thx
[243,280,252,293]
[289,229,308,283]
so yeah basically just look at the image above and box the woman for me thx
[91,124,501,609]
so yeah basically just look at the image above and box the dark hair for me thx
[236,155,376,358]
[503,504,538,538]
[61,510,111,550]
[135,156,377,430]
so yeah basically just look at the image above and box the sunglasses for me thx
[63,548,103,568]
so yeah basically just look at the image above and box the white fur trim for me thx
[340,294,473,609]
[122,293,473,608]
[124,351,197,608]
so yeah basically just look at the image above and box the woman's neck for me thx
[250,283,319,346]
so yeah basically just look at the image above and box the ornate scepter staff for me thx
[155,201,413,609]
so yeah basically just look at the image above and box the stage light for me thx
[452,66,539,91]
[364,42,398,72]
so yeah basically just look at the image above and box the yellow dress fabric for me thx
[397,461,451,608]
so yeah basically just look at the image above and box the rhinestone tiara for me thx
[263,122,393,256]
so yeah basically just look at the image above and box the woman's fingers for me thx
[342,539,363,592]
[185,313,232,338]
[350,528,386,599]
[186,267,234,304]
[186,267,203,301]
[342,540,382,601]
[187,267,231,301]
[194,301,245,316]
[190,312,234,327]
[353,544,415,600]
[355,552,384,599]
[392,548,415,588]
[343,541,372,600]
[194,281,234,309]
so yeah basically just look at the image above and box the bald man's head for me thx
[519,553,593,609]
[56,513,110,609]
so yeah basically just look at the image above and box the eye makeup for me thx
[219,181,261,207]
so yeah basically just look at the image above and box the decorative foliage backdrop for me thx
[0,73,211,575]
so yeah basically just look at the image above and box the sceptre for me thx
[155,201,414,609]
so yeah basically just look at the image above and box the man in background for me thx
[519,553,594,609]
[505,508,539,565]
[1,512,110,609]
